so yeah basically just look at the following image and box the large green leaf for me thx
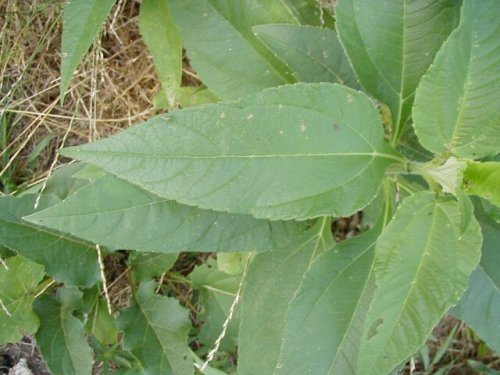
[139,0,182,109]
[450,200,500,352]
[168,0,296,99]
[413,0,500,158]
[60,0,116,99]
[463,161,500,207]
[0,195,99,287]
[253,24,359,88]
[117,281,193,375]
[0,256,44,345]
[34,287,93,375]
[26,174,306,252]
[238,218,334,374]
[276,228,379,374]
[336,0,461,141]
[60,83,401,220]
[357,192,482,375]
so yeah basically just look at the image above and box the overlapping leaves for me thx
[60,83,401,221]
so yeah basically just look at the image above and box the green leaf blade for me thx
[0,195,100,287]
[238,219,334,374]
[413,0,500,158]
[358,192,482,374]
[139,0,182,108]
[253,24,359,88]
[276,228,379,375]
[60,83,401,220]
[117,281,193,375]
[26,174,306,253]
[450,201,500,352]
[0,256,44,345]
[169,0,296,99]
[464,161,500,207]
[34,287,93,375]
[60,0,116,99]
[336,0,461,140]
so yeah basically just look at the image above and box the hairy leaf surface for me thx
[0,256,44,345]
[117,281,193,375]
[60,0,116,99]
[276,228,379,374]
[61,83,401,220]
[358,192,482,374]
[169,0,296,99]
[34,287,93,375]
[450,201,500,352]
[139,0,182,108]
[253,24,359,88]
[0,195,99,287]
[26,174,306,252]
[336,0,460,140]
[413,0,500,158]
[238,219,334,374]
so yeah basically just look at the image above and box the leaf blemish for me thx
[300,124,307,132]
[366,318,384,340]
[220,112,226,119]
[247,113,254,120]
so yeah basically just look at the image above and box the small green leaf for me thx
[87,296,118,346]
[0,195,99,287]
[253,24,359,88]
[238,218,334,374]
[336,0,461,141]
[139,0,182,108]
[34,287,93,375]
[130,252,178,280]
[357,192,482,375]
[413,0,500,158]
[169,0,296,99]
[60,83,401,220]
[463,161,500,207]
[0,256,44,345]
[191,259,241,352]
[276,228,379,374]
[60,0,116,99]
[450,201,500,352]
[117,281,193,375]
[26,174,306,252]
